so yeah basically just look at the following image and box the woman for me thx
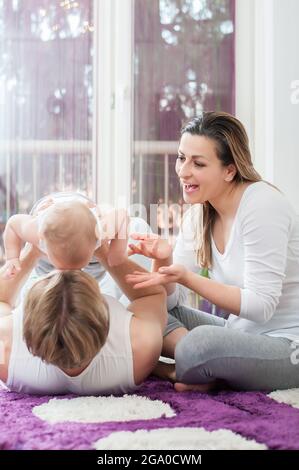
[0,243,167,395]
[127,111,299,392]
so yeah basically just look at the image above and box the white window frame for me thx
[93,0,274,208]
[235,0,274,182]
[93,0,133,208]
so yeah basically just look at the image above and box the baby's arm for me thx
[97,209,129,267]
[3,215,39,278]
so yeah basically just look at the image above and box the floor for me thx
[1,377,299,450]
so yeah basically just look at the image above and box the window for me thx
[132,0,235,236]
[0,0,236,263]
[0,0,94,260]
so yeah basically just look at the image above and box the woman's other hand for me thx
[128,233,173,260]
[125,263,186,289]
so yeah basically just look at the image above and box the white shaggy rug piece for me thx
[32,395,176,424]
[93,427,268,450]
[268,388,299,409]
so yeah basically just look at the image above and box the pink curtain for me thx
[0,0,94,262]
[133,0,235,214]
[0,0,94,214]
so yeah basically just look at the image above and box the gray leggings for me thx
[165,306,299,391]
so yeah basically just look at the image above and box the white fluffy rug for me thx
[93,427,268,450]
[32,394,176,424]
[268,388,299,409]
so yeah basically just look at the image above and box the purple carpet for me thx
[1,377,299,450]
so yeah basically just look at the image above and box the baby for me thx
[3,193,128,278]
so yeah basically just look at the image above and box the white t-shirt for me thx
[168,181,299,341]
[7,294,136,395]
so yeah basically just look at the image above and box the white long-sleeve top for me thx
[168,181,299,341]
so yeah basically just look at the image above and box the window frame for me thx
[94,0,273,207]
[235,0,274,181]
[93,0,133,208]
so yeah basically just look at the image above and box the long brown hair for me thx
[181,111,262,269]
[24,270,109,369]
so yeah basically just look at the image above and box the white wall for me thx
[235,0,255,154]
[237,0,299,213]
[272,0,299,212]
[94,0,133,208]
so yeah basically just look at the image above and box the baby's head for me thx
[39,201,98,269]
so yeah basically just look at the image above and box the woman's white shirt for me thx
[169,182,299,341]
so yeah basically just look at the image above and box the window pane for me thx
[0,0,94,261]
[132,0,235,236]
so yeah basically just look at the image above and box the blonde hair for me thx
[181,111,263,269]
[41,201,97,267]
[23,270,109,369]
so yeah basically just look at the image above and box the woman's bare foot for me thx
[153,361,176,382]
[174,381,217,393]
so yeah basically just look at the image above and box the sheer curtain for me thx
[0,0,94,261]
[132,0,235,315]
[132,0,235,238]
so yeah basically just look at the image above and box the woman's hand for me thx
[128,233,173,260]
[125,263,187,289]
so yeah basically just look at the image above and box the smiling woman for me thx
[126,111,299,393]
[177,113,262,268]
